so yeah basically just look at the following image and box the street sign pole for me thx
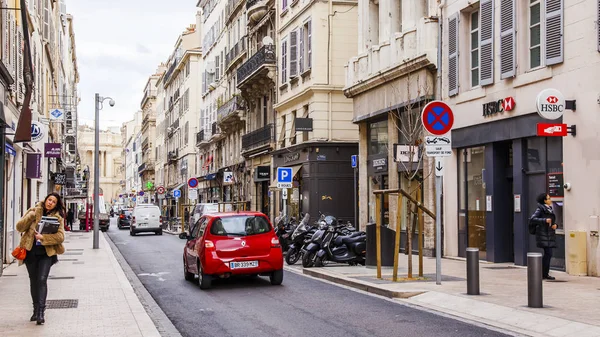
[435,164,442,285]
[354,167,358,231]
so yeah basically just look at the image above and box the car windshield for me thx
[210,216,271,236]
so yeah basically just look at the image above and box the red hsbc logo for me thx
[483,97,516,116]
[502,97,515,111]
[537,123,568,137]
[547,96,559,104]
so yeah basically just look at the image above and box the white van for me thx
[131,204,162,236]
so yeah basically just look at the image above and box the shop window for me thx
[368,119,388,156]
[526,137,546,172]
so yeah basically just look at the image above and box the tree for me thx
[389,71,435,279]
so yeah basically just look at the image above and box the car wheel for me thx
[270,269,283,285]
[183,259,195,282]
[198,263,211,290]
[156,230,163,235]
[302,252,315,268]
[285,247,301,265]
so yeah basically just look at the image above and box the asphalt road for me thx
[106,218,510,337]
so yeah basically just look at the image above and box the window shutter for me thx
[545,0,563,65]
[307,20,312,69]
[17,31,23,103]
[202,71,207,93]
[447,13,459,97]
[479,0,494,86]
[215,55,220,80]
[500,0,516,79]
[281,40,287,82]
[43,0,49,41]
[290,30,298,77]
[299,27,304,74]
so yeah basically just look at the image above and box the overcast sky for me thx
[67,0,198,130]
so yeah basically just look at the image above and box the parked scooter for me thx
[302,214,336,268]
[285,213,313,265]
[314,230,366,267]
[274,213,297,252]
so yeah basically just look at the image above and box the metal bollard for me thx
[527,252,543,308]
[466,248,480,295]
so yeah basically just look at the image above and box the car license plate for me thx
[230,261,258,269]
[138,223,146,227]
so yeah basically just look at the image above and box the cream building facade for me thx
[272,0,359,221]
[343,0,440,254]
[441,0,600,275]
[77,125,122,202]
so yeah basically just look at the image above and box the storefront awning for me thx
[269,164,302,189]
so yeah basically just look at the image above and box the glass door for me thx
[459,147,487,260]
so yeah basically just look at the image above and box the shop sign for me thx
[284,152,300,163]
[372,158,387,171]
[26,153,42,179]
[537,123,568,137]
[31,121,45,143]
[54,173,66,185]
[536,89,565,120]
[223,171,234,184]
[44,143,62,157]
[548,172,564,198]
[394,144,418,162]
[482,97,515,117]
[295,118,313,131]
[254,166,270,181]
[317,154,326,161]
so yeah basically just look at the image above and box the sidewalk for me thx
[0,231,161,337]
[285,255,600,337]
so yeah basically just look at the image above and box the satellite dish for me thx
[262,36,274,46]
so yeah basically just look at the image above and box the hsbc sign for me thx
[482,97,516,117]
[536,89,565,120]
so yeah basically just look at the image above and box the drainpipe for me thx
[327,0,333,141]
[437,0,446,100]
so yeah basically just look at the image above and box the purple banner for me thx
[44,143,61,158]
[26,153,41,179]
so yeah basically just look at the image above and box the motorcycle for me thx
[302,214,336,268]
[274,214,297,252]
[314,230,366,267]
[285,213,312,265]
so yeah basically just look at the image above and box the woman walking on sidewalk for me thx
[16,192,66,325]
[529,193,557,280]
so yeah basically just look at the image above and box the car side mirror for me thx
[178,233,190,240]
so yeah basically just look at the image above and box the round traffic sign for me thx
[157,186,165,194]
[188,177,199,189]
[139,191,144,196]
[421,101,454,136]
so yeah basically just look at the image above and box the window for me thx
[289,29,298,77]
[529,0,542,69]
[210,216,271,236]
[215,55,221,80]
[184,89,189,111]
[185,122,189,145]
[368,120,388,156]
[282,0,288,12]
[299,19,312,73]
[281,39,288,82]
[470,11,480,87]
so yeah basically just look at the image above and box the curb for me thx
[300,268,425,299]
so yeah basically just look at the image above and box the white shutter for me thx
[500,0,516,78]
[447,13,459,97]
[43,0,49,41]
[479,0,494,86]
[307,20,312,69]
[289,30,298,77]
[215,55,220,80]
[281,40,287,82]
[545,0,563,65]
[202,71,207,93]
[299,26,304,74]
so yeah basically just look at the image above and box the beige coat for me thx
[16,202,65,263]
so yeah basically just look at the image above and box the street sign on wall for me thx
[537,123,568,137]
[276,167,293,188]
[425,136,452,157]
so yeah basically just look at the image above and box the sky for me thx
[67,0,199,130]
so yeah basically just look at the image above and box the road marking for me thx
[138,272,170,282]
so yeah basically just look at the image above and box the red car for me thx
[180,212,284,289]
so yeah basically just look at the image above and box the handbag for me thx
[12,246,26,260]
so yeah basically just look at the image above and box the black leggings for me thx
[24,251,54,307]
[542,247,553,277]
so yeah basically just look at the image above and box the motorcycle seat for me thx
[338,234,366,245]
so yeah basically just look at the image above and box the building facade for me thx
[441,0,600,275]
[343,0,440,253]
[138,71,161,201]
[272,0,359,221]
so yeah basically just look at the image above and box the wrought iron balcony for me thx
[226,0,245,22]
[237,45,276,85]
[138,163,146,173]
[242,123,273,151]
[196,130,205,145]
[168,149,179,163]
[217,95,245,124]
[225,36,247,70]
[163,57,179,85]
[142,137,149,150]
[167,118,179,138]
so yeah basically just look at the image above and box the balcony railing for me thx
[211,122,219,136]
[163,57,179,85]
[217,95,244,122]
[196,130,205,145]
[226,0,245,22]
[242,123,273,150]
[167,118,179,138]
[142,137,149,149]
[237,45,276,84]
[168,149,179,163]
[138,163,146,173]
[225,36,247,69]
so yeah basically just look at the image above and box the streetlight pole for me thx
[93,93,114,249]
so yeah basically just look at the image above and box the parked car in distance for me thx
[131,204,163,236]
[189,203,219,230]
[179,212,284,289]
[118,208,134,229]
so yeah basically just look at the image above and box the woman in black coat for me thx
[529,193,558,280]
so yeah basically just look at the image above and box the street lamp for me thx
[93,94,115,249]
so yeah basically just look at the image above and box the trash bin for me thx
[365,223,396,267]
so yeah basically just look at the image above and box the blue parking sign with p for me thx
[277,167,293,183]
